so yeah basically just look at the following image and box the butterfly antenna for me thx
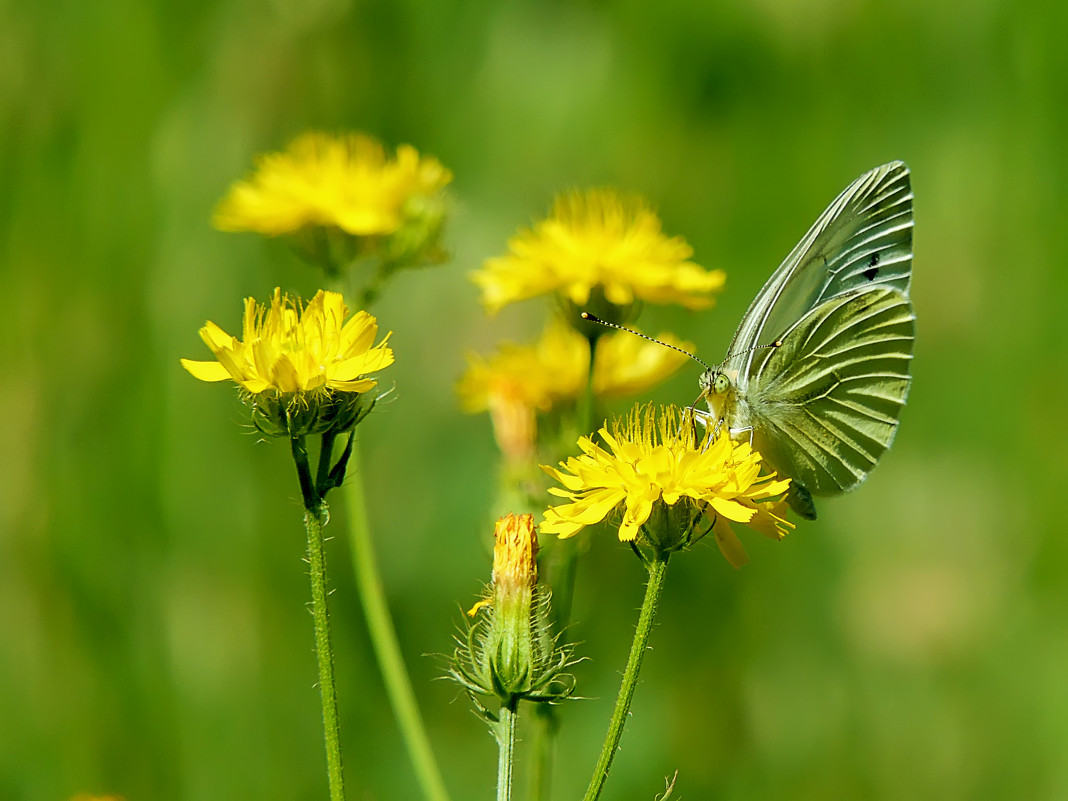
[721,338,783,365]
[580,312,711,371]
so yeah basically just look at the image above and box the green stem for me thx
[576,334,600,437]
[496,700,519,801]
[583,556,669,801]
[344,439,452,801]
[303,507,347,801]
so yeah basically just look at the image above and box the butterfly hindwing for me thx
[745,286,915,499]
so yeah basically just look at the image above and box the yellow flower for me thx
[471,188,724,313]
[540,404,793,566]
[213,132,451,237]
[457,320,694,415]
[181,288,393,395]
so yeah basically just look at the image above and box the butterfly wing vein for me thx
[745,287,915,496]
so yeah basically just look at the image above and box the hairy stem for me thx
[303,507,346,801]
[496,700,519,801]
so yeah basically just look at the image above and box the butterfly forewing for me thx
[730,161,913,385]
[745,287,914,496]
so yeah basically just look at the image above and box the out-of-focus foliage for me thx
[2,0,1066,799]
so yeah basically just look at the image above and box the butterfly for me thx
[697,162,915,520]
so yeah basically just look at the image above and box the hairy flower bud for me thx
[449,514,577,715]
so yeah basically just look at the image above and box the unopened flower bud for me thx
[449,514,577,714]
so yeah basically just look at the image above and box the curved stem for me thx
[344,439,452,801]
[304,507,347,801]
[496,700,519,801]
[582,556,669,801]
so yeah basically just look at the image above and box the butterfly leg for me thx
[688,408,722,453]
[729,426,754,447]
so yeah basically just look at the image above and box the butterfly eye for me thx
[713,373,731,395]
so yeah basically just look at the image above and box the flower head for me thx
[541,404,793,566]
[213,132,451,238]
[181,289,393,437]
[182,288,392,393]
[471,188,724,314]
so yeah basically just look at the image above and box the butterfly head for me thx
[698,365,737,398]
[697,365,739,425]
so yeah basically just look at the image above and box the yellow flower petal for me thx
[179,359,231,382]
[712,516,750,569]
[709,496,757,523]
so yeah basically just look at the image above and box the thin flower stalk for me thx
[345,442,452,801]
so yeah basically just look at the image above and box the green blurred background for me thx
[4,0,1067,798]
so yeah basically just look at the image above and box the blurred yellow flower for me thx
[181,288,393,395]
[213,132,451,237]
[471,188,724,313]
[540,404,793,566]
[457,320,695,415]
[591,325,695,399]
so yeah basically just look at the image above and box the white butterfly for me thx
[698,162,915,519]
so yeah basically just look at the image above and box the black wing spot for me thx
[863,252,880,281]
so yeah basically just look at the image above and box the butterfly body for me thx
[699,162,915,520]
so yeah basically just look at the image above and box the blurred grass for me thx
[3,0,1068,799]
